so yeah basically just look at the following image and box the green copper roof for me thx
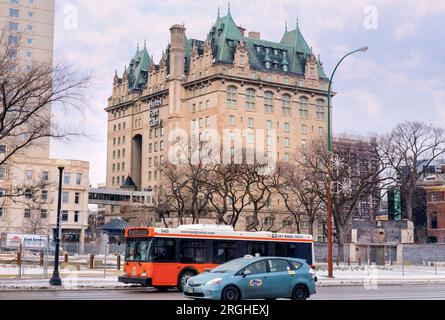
[128,44,152,91]
[207,10,328,79]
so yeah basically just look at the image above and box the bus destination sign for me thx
[128,229,150,237]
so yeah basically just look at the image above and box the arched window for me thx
[281,94,291,115]
[264,91,274,113]
[316,99,325,120]
[282,65,288,72]
[226,86,237,108]
[299,96,309,118]
[245,88,256,111]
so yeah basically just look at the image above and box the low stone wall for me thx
[314,242,351,263]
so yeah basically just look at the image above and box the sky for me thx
[49,0,445,186]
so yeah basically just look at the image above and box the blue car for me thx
[183,256,316,300]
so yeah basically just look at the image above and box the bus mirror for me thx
[204,268,212,273]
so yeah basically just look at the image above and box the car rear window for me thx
[290,261,302,270]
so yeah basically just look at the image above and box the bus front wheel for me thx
[177,269,196,292]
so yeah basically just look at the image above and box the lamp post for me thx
[49,163,65,286]
[326,46,368,278]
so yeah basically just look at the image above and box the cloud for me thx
[50,0,445,185]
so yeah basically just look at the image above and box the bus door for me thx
[152,238,178,285]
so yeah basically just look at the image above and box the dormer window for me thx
[273,49,278,55]
[265,61,271,69]
[283,65,288,72]
[256,46,261,52]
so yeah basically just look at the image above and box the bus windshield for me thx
[125,238,152,262]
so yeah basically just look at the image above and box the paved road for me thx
[1,284,445,300]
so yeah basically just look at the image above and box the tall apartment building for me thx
[0,0,55,158]
[105,9,331,232]
[0,1,91,251]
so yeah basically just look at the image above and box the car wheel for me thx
[178,270,196,292]
[291,285,308,301]
[221,285,240,301]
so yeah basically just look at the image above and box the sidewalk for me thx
[316,264,445,286]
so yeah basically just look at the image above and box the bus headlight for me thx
[204,278,222,286]
[141,272,147,278]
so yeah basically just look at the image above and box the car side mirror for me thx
[241,270,251,277]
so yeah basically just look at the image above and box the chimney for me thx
[237,26,246,37]
[248,31,260,40]
[169,24,186,79]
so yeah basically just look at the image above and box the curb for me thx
[317,279,445,287]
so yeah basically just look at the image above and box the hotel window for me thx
[247,133,254,144]
[284,137,290,148]
[228,115,235,125]
[62,192,69,203]
[245,89,256,111]
[25,170,33,180]
[240,55,244,65]
[301,124,307,135]
[154,142,158,152]
[432,193,437,202]
[9,8,19,18]
[113,138,116,146]
[40,210,47,219]
[264,91,274,113]
[316,99,325,120]
[318,127,324,138]
[64,172,71,184]
[205,116,209,127]
[160,156,164,164]
[9,22,19,31]
[283,77,289,85]
[112,164,115,172]
[0,167,5,180]
[24,209,31,219]
[149,143,153,152]
[41,190,48,201]
[192,103,196,113]
[248,118,254,129]
[112,151,116,159]
[148,172,152,181]
[227,86,237,108]
[149,158,152,167]
[199,118,203,128]
[8,35,19,45]
[28,11,34,17]
[284,122,290,133]
[299,96,309,118]
[284,153,289,162]
[62,211,69,222]
[192,119,197,130]
[74,212,79,223]
[27,38,33,45]
[74,192,80,204]
[301,140,307,148]
[27,24,33,31]
[266,120,273,129]
[281,94,291,115]
[160,141,164,151]
[112,177,115,185]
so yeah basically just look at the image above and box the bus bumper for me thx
[118,276,152,286]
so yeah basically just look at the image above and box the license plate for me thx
[188,287,194,294]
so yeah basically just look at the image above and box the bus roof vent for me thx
[177,224,234,232]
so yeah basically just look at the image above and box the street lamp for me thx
[49,160,67,286]
[326,46,368,278]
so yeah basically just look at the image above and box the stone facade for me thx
[0,158,90,251]
[105,9,331,236]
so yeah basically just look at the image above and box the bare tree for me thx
[380,121,445,221]
[0,30,91,198]
[299,138,386,261]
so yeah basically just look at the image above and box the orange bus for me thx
[118,224,315,291]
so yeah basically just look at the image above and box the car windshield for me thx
[125,238,152,262]
[211,258,250,273]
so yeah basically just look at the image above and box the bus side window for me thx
[213,241,237,264]
[247,242,266,257]
[153,239,176,261]
[180,240,206,263]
